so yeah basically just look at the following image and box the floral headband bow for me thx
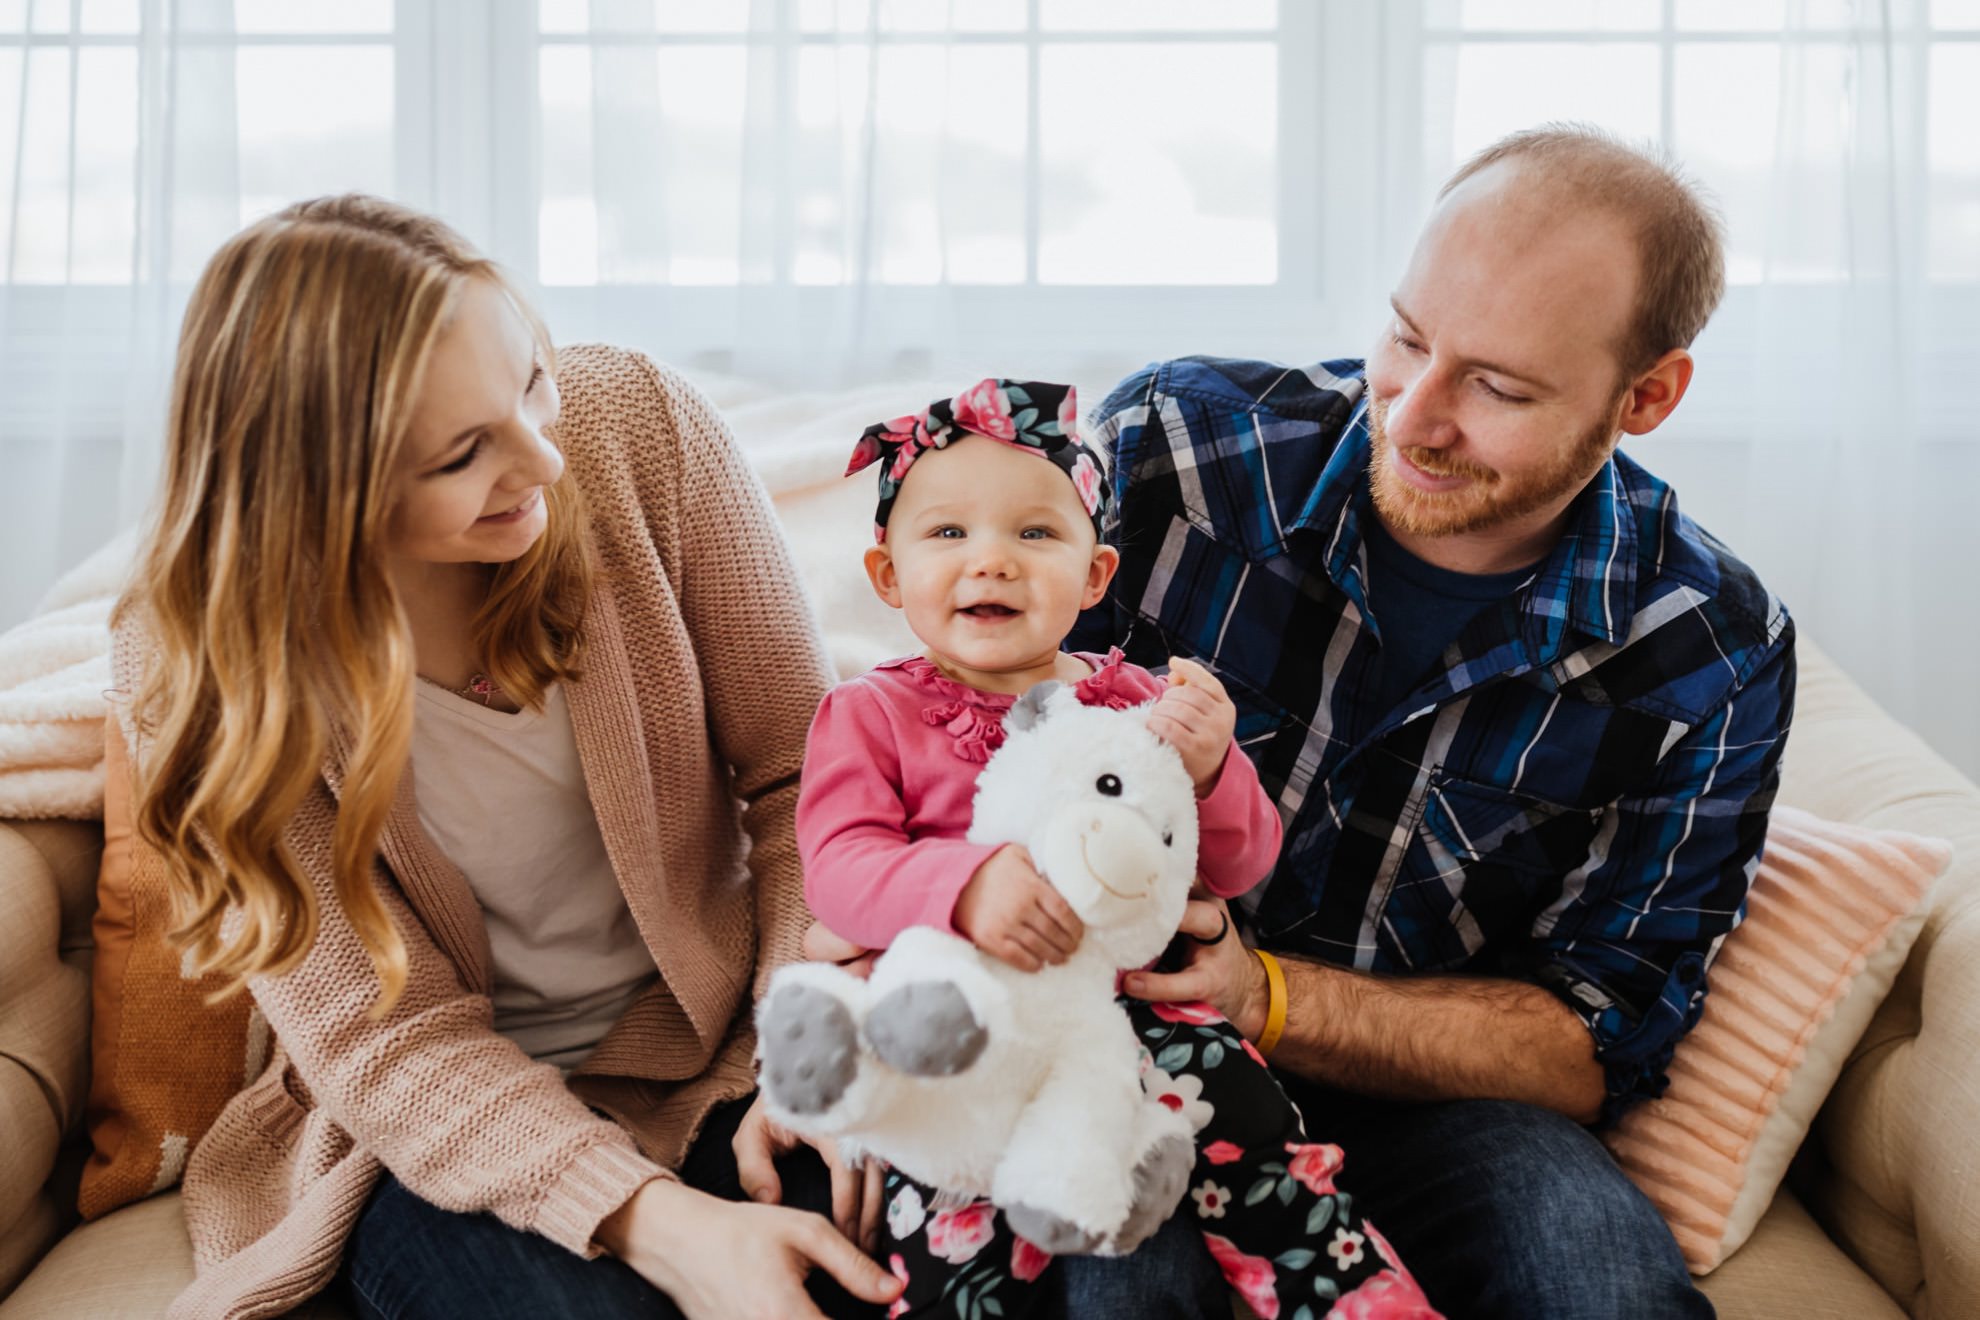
[846,378,1112,543]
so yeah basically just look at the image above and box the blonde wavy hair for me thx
[115,194,593,1014]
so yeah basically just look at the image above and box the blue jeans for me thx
[1283,1084,1714,1319]
[338,1095,1228,1319]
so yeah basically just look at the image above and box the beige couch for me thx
[3,636,1975,1318]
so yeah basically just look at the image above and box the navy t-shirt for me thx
[1362,513,1539,714]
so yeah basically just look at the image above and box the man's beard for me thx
[1366,395,1621,538]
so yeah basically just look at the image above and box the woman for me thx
[112,196,1227,1319]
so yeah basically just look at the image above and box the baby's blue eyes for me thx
[929,526,1054,540]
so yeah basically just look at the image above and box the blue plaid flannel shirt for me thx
[1068,357,1797,1122]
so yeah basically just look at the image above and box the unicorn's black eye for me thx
[1096,774,1122,797]
[1162,830,1174,848]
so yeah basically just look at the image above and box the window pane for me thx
[233,0,392,34]
[791,44,1025,285]
[537,43,752,286]
[0,47,135,282]
[71,47,139,282]
[1040,0,1276,32]
[1674,43,1778,284]
[539,46,597,285]
[649,46,747,283]
[3,48,71,280]
[79,0,139,34]
[1432,42,1660,190]
[236,47,394,227]
[539,0,587,34]
[1673,0,1853,28]
[1442,1,1658,32]
[541,0,715,35]
[1934,0,1980,26]
[801,0,1027,32]
[1038,42,1276,284]
[1931,44,1980,278]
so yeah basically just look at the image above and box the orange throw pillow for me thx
[80,714,266,1219]
[1604,805,1949,1274]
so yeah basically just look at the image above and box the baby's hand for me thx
[954,844,1085,972]
[1147,656,1236,797]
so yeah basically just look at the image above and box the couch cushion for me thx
[0,1192,352,1319]
[1604,806,1947,1274]
[1698,1189,1905,1320]
[79,717,261,1219]
[1773,640,1980,1316]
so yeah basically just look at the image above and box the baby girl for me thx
[797,380,1434,1318]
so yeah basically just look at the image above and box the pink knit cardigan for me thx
[109,346,833,1319]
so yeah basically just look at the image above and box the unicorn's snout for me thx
[1038,802,1170,922]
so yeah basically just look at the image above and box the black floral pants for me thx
[873,998,1440,1320]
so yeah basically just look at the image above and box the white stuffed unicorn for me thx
[756,679,1202,1256]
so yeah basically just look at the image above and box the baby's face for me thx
[870,435,1113,679]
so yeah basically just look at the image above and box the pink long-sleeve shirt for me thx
[798,649,1284,951]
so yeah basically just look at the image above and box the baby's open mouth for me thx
[960,604,1020,618]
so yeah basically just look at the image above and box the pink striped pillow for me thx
[1604,806,1949,1274]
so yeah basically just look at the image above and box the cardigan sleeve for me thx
[644,360,835,999]
[245,814,671,1259]
[111,578,668,1265]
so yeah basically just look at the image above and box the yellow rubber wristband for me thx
[1254,949,1288,1057]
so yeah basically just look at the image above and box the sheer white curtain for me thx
[1724,0,1946,763]
[3,0,1975,774]
[0,0,398,630]
[551,0,972,383]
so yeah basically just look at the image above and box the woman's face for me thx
[389,277,563,565]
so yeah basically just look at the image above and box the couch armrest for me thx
[1775,640,1980,1317]
[0,819,99,1296]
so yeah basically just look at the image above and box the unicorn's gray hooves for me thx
[757,983,860,1116]
[863,981,988,1078]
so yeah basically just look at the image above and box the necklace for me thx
[420,672,504,706]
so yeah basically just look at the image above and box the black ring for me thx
[1186,909,1231,946]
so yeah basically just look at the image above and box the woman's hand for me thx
[733,1092,885,1253]
[596,1177,901,1320]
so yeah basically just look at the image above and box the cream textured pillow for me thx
[1604,805,1949,1275]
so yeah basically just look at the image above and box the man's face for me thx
[1365,163,1638,540]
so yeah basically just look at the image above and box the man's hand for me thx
[1147,656,1236,796]
[954,844,1085,972]
[1121,896,1270,1041]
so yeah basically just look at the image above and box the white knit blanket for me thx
[0,528,138,819]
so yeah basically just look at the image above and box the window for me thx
[1,0,1973,376]
[0,0,395,285]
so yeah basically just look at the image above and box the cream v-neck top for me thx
[410,680,659,1071]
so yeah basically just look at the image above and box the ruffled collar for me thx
[880,648,1137,763]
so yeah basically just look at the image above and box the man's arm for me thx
[1125,901,1606,1123]
[1131,625,1797,1126]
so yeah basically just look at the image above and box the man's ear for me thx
[1084,543,1121,608]
[864,543,904,608]
[1618,348,1695,438]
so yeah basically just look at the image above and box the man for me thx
[1068,125,1796,1317]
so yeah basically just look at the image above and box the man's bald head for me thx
[1439,123,1726,378]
